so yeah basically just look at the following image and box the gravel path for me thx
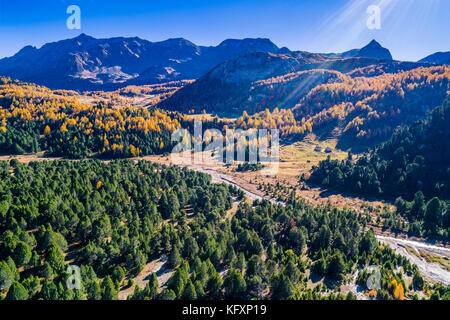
[377,236,450,285]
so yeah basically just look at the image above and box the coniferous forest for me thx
[309,100,450,240]
[1,159,447,300]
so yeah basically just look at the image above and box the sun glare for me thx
[312,0,442,56]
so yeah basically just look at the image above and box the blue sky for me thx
[0,0,448,61]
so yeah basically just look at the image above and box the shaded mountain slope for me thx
[419,51,450,65]
[160,50,433,116]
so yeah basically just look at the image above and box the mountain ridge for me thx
[0,34,282,91]
[0,36,410,92]
[419,51,450,65]
[159,49,433,116]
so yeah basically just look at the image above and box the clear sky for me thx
[0,0,448,61]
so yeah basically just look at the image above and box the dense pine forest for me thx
[309,100,450,239]
[0,159,448,300]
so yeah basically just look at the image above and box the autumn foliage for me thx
[0,77,182,158]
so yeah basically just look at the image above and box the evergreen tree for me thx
[206,272,223,298]
[101,276,118,300]
[14,241,32,267]
[0,261,14,291]
[181,280,197,300]
[270,273,293,300]
[6,282,29,300]
[159,289,177,300]
[425,197,442,234]
[168,247,181,268]
[144,273,159,299]
[86,281,102,300]
[223,269,247,299]
[327,252,346,281]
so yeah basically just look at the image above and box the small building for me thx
[314,146,322,152]
[325,147,333,153]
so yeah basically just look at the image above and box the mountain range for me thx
[0,34,433,92]
[0,34,283,91]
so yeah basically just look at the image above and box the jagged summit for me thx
[366,39,383,48]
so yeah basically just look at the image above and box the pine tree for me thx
[14,241,32,267]
[0,261,14,290]
[425,197,442,234]
[206,272,223,298]
[168,247,181,268]
[145,273,159,299]
[270,273,293,300]
[101,276,118,300]
[327,252,346,281]
[6,282,29,300]
[181,280,197,300]
[223,269,247,299]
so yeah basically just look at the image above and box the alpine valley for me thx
[0,33,449,302]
